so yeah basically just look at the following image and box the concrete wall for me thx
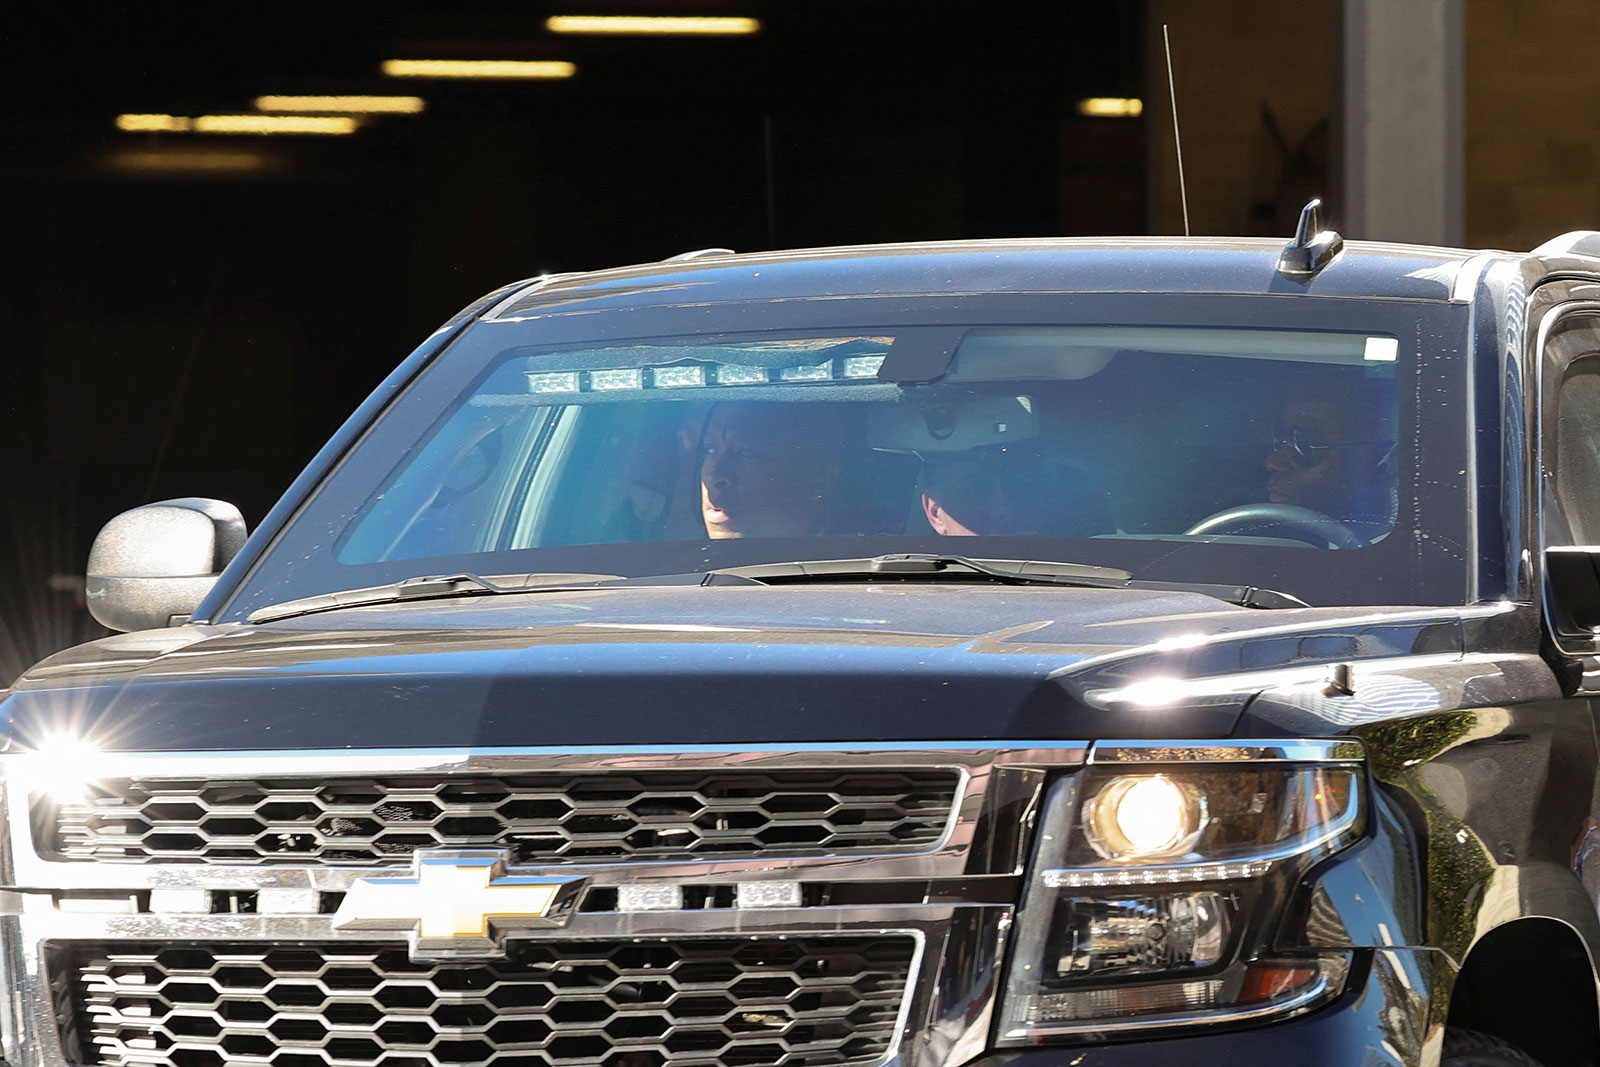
[1143,0,1334,239]
[1465,0,1600,251]
[1144,0,1600,252]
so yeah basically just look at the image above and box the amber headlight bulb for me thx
[1083,775,1208,861]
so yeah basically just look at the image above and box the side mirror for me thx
[85,498,248,632]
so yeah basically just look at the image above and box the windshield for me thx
[218,295,1471,619]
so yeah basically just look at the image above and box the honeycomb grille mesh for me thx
[41,770,959,865]
[57,937,915,1067]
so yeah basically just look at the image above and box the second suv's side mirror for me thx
[85,498,248,632]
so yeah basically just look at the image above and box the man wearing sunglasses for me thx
[1264,377,1398,542]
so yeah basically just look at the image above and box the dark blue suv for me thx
[9,212,1600,1067]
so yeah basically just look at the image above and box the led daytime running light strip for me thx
[1042,861,1272,889]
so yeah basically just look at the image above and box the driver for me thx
[699,402,844,539]
[1263,376,1398,540]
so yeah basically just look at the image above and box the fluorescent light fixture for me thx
[116,114,193,132]
[255,95,425,114]
[382,59,576,80]
[1076,97,1144,118]
[108,148,274,174]
[193,115,358,135]
[545,15,760,35]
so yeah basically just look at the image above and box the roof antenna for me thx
[1162,23,1190,237]
[1277,198,1344,280]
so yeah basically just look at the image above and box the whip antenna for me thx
[1162,23,1190,236]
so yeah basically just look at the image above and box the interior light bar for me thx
[524,356,885,395]
[255,95,425,114]
[382,59,576,80]
[1076,97,1144,118]
[545,15,761,35]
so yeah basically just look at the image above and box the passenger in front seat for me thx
[699,402,845,539]
[920,443,1113,537]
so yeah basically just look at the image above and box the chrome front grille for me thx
[55,937,917,1067]
[7,744,1087,1067]
[41,769,960,865]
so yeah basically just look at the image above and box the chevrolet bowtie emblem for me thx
[333,849,586,960]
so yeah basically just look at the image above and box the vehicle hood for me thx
[2,584,1482,751]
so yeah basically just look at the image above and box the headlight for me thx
[997,753,1363,1043]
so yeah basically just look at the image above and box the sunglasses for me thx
[1271,423,1395,468]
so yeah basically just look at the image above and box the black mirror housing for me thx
[84,498,248,632]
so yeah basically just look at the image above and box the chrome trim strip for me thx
[1088,738,1366,764]
[4,740,1088,774]
[15,900,988,942]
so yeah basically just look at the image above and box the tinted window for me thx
[217,294,1470,618]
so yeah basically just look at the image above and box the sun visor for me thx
[947,329,1118,382]
[869,395,1039,454]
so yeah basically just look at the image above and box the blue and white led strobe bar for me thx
[525,355,885,394]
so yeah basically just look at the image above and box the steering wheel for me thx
[1184,503,1367,550]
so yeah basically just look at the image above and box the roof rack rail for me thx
[483,271,588,319]
[665,247,736,262]
[1276,198,1344,281]
[1531,231,1600,260]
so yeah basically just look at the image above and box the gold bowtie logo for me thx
[333,850,585,959]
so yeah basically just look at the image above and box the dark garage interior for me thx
[0,2,1146,680]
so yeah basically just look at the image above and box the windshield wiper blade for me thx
[704,554,1309,609]
[705,554,1134,588]
[248,571,624,624]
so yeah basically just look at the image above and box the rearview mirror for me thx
[85,498,248,632]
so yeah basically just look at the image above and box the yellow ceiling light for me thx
[117,113,357,136]
[116,114,193,133]
[381,59,576,80]
[109,148,274,174]
[192,114,359,135]
[255,95,425,114]
[545,15,760,35]
[1077,97,1144,118]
